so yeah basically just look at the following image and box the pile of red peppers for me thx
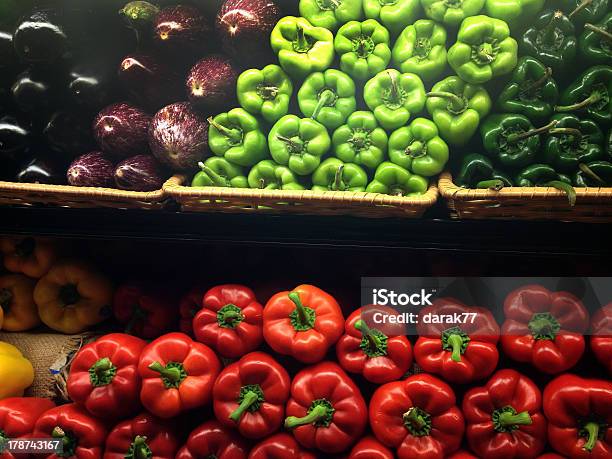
[0,283,610,459]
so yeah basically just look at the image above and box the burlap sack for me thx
[0,332,94,401]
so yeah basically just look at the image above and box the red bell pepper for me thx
[103,413,178,459]
[462,369,547,459]
[176,421,248,459]
[193,284,263,359]
[369,374,465,459]
[347,436,394,459]
[263,285,344,363]
[284,361,367,454]
[447,451,478,459]
[67,333,147,420]
[179,287,205,336]
[536,455,565,459]
[501,285,589,374]
[248,433,316,459]
[213,351,290,439]
[33,403,107,459]
[591,303,612,375]
[0,398,55,459]
[113,284,177,339]
[543,374,612,458]
[414,298,500,384]
[138,332,221,419]
[336,306,412,384]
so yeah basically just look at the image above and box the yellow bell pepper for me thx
[34,260,114,334]
[0,341,34,399]
[0,274,40,332]
[0,237,59,279]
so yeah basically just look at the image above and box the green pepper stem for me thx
[324,0,341,8]
[498,410,532,427]
[285,404,329,429]
[584,23,612,42]
[0,288,12,312]
[477,42,495,64]
[406,141,425,158]
[388,71,401,104]
[403,407,427,430]
[506,120,558,143]
[579,163,605,184]
[229,390,259,422]
[124,306,146,335]
[207,117,242,144]
[523,67,553,93]
[288,292,309,327]
[259,178,266,189]
[583,422,599,452]
[446,333,464,362]
[198,162,228,187]
[569,0,592,19]
[543,11,564,44]
[477,179,505,190]
[296,24,309,53]
[426,92,466,113]
[354,319,384,352]
[132,436,150,459]
[148,361,182,383]
[548,128,583,142]
[276,135,304,153]
[555,93,602,112]
[91,357,112,375]
[312,89,336,120]
[546,180,577,206]
[51,427,72,452]
[333,165,344,191]
[257,85,280,100]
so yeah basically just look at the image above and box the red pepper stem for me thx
[148,361,181,383]
[354,320,383,351]
[0,288,12,312]
[506,120,558,144]
[579,163,605,184]
[198,162,228,187]
[207,117,242,144]
[312,89,336,120]
[333,165,345,191]
[229,390,259,422]
[555,93,601,112]
[285,404,329,429]
[583,422,599,452]
[545,180,577,206]
[132,436,149,459]
[569,0,592,18]
[288,292,309,326]
[584,23,612,41]
[446,333,464,362]
[498,410,532,427]
[426,92,466,113]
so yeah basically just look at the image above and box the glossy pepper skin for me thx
[556,65,612,125]
[576,161,612,186]
[463,369,547,459]
[299,0,364,31]
[193,284,263,359]
[263,285,344,364]
[103,413,179,459]
[0,237,58,279]
[237,65,293,125]
[363,0,421,37]
[247,160,305,190]
[448,451,478,459]
[388,118,449,177]
[138,332,221,419]
[516,164,577,206]
[366,162,430,197]
[34,260,113,334]
[213,352,290,439]
[334,20,391,81]
[485,0,545,29]
[414,298,500,384]
[67,333,147,421]
[456,153,514,190]
[270,16,334,80]
[298,69,356,130]
[497,56,559,121]
[332,111,388,170]
[422,0,485,27]
[177,421,248,459]
[348,436,394,459]
[501,285,590,374]
[0,274,39,332]
[579,13,612,65]
[113,283,177,340]
[269,115,331,176]
[336,306,413,384]
[426,76,491,147]
[311,158,368,192]
[591,303,612,374]
[191,158,248,188]
[248,433,315,459]
[364,69,426,131]
[543,374,612,458]
[564,0,609,26]
[0,342,33,399]
[208,109,268,168]
[392,20,447,82]
[0,397,55,459]
[33,404,108,459]
[284,361,367,454]
[370,374,465,459]
[448,15,518,84]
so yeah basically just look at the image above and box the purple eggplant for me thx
[186,54,238,111]
[114,154,166,191]
[67,151,115,187]
[153,5,211,51]
[93,102,151,160]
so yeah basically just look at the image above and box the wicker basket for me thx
[164,175,439,218]
[0,180,169,210]
[439,172,612,222]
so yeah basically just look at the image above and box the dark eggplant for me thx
[0,30,16,69]
[13,9,69,63]
[114,154,165,191]
[67,59,118,109]
[148,102,209,172]
[44,110,96,159]
[0,114,32,160]
[16,156,65,184]
[11,68,58,113]
[93,102,151,160]
[186,55,238,111]
[67,151,114,187]
[153,5,211,51]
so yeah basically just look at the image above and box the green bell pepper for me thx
[481,114,556,168]
[191,158,248,188]
[388,118,449,177]
[270,16,335,80]
[363,0,421,37]
[299,0,364,31]
[555,65,611,124]
[363,69,426,131]
[521,10,577,72]
[542,114,604,172]
[565,0,608,26]
[421,0,485,27]
[311,158,369,191]
[268,115,331,176]
[426,76,492,147]
[392,19,447,81]
[516,163,576,206]
[247,160,305,190]
[484,0,544,29]
[298,69,357,130]
[607,129,612,156]
[456,153,514,190]
[497,56,559,122]
[366,162,429,196]
[579,13,612,65]
[208,108,268,167]
[574,161,612,186]
[332,111,388,169]
[334,19,392,81]
[447,15,518,84]
[237,65,294,125]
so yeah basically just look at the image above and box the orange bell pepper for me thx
[0,274,40,332]
[0,237,59,279]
